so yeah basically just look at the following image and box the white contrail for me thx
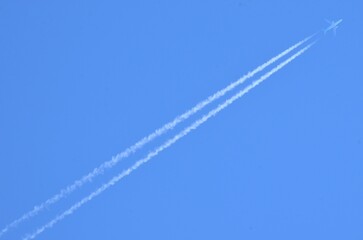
[0,33,315,238]
[23,41,315,240]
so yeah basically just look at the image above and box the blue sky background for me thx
[1,0,362,239]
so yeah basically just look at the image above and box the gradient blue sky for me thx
[1,1,362,239]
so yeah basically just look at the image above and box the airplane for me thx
[324,19,343,35]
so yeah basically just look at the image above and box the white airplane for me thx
[324,19,343,35]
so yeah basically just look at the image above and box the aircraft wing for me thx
[333,26,338,35]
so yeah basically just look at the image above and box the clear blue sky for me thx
[1,1,362,239]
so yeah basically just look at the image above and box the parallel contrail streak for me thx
[23,41,315,240]
[0,33,315,238]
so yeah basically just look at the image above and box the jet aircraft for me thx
[324,19,343,35]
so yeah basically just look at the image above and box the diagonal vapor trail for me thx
[0,33,316,238]
[23,41,316,240]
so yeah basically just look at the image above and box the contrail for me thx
[0,33,315,238]
[23,41,315,240]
